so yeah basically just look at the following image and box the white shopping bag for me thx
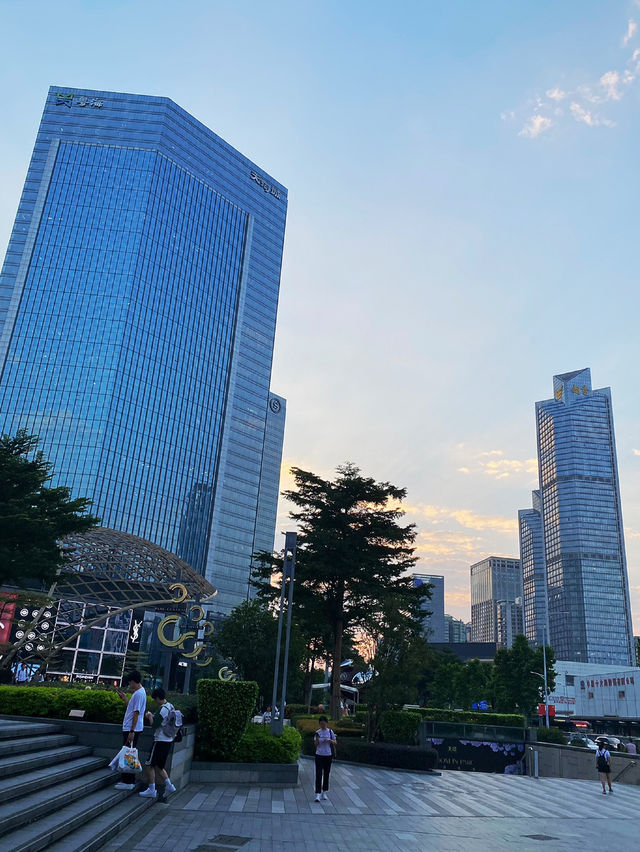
[110,746,142,773]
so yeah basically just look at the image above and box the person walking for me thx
[114,671,146,791]
[314,716,337,802]
[138,687,178,799]
[596,737,613,795]
[15,663,28,685]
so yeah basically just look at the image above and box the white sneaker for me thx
[314,794,321,802]
[321,792,328,801]
[114,783,135,791]
[139,787,157,798]
[165,781,176,793]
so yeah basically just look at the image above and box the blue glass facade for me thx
[470,556,523,648]
[518,490,546,647]
[413,574,446,642]
[0,87,287,614]
[536,369,634,666]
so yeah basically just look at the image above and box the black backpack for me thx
[596,750,609,772]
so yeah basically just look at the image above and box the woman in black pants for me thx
[314,716,337,802]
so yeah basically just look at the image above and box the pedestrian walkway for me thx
[103,757,640,852]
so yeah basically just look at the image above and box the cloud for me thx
[519,114,552,138]
[455,449,537,481]
[457,466,470,474]
[509,14,639,137]
[633,448,640,456]
[570,102,615,127]
[415,529,484,561]
[404,502,517,535]
[623,19,637,47]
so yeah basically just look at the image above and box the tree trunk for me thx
[330,617,343,720]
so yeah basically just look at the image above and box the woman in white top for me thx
[314,716,337,802]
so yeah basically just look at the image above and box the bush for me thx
[380,710,421,745]
[196,679,258,761]
[535,726,566,744]
[234,724,301,763]
[314,737,438,771]
[0,685,124,723]
[415,708,525,727]
[295,718,364,737]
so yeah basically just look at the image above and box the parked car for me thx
[605,736,622,750]
[569,733,598,751]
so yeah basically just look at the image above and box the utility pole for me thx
[270,532,297,736]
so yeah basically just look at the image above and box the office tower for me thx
[0,86,287,615]
[535,368,634,665]
[413,574,446,642]
[518,490,546,646]
[445,614,467,643]
[470,557,523,648]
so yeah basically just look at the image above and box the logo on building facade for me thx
[250,170,281,200]
[54,93,103,109]
[269,398,282,413]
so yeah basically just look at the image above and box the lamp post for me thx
[270,532,297,736]
[530,624,550,727]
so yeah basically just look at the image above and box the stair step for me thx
[0,767,116,837]
[0,755,108,804]
[0,734,77,757]
[44,795,155,852]
[0,722,62,740]
[0,744,93,779]
[3,786,145,852]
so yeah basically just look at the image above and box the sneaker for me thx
[114,783,135,791]
[321,792,328,801]
[314,794,321,802]
[609,789,613,794]
[139,788,157,798]
[165,780,176,793]
[602,789,607,795]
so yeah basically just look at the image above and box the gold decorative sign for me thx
[156,585,215,668]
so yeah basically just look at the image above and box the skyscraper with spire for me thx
[532,368,633,666]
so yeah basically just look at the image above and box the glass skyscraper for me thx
[535,368,634,666]
[518,490,546,647]
[470,556,523,648]
[0,86,287,615]
[413,574,446,642]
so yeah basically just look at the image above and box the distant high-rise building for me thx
[470,556,523,648]
[518,490,546,646]
[413,574,446,642]
[0,86,288,616]
[445,614,467,643]
[465,621,472,643]
[535,369,634,666]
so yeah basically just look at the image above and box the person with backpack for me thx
[139,687,182,799]
[595,737,613,795]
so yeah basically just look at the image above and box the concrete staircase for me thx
[0,720,153,852]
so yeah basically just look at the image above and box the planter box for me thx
[190,760,298,786]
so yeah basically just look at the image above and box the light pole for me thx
[270,532,297,736]
[530,624,550,727]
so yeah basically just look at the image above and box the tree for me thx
[0,431,100,587]
[253,463,428,719]
[493,634,556,715]
[213,598,305,707]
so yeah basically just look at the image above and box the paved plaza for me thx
[103,757,640,852]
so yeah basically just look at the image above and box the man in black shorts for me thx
[139,688,177,799]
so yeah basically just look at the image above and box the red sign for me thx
[538,704,555,716]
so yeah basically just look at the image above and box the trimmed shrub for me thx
[196,679,258,761]
[0,685,124,722]
[380,710,421,745]
[303,737,438,771]
[415,708,525,727]
[535,726,566,745]
[234,724,301,763]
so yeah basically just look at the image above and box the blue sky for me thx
[1,0,640,628]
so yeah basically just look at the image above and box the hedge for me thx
[380,710,421,745]
[302,736,438,771]
[0,685,125,722]
[234,724,301,763]
[295,718,364,737]
[535,726,566,745]
[196,679,258,761]
[414,708,525,727]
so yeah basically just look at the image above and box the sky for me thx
[1,0,640,629]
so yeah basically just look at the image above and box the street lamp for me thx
[530,622,550,728]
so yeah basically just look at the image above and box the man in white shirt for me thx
[114,670,146,790]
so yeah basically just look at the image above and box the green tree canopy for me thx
[493,634,556,715]
[0,431,100,588]
[252,463,429,719]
